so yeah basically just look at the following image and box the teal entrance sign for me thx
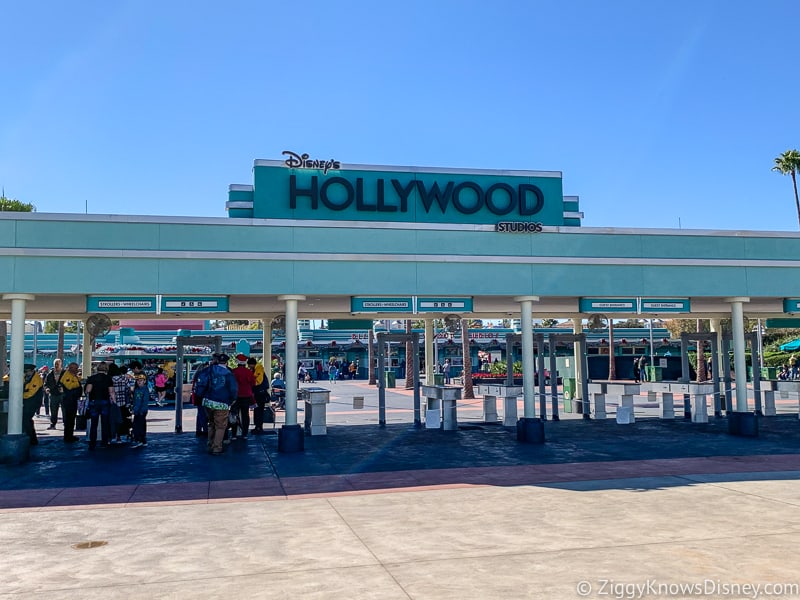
[229,159,582,227]
[417,297,473,312]
[351,297,473,313]
[784,299,800,313]
[351,297,414,313]
[87,296,156,313]
[579,298,637,313]
[581,298,690,313]
[640,298,691,313]
[160,296,229,313]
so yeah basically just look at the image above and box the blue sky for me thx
[2,0,799,231]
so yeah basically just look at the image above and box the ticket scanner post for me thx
[174,335,222,434]
[376,332,421,428]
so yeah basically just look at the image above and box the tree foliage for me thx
[0,194,35,212]
[615,318,645,328]
[664,318,757,339]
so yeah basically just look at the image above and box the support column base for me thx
[728,411,759,437]
[0,434,30,465]
[278,424,305,453]
[516,417,545,444]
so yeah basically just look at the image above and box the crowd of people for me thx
[19,358,154,449]
[778,355,799,380]
[17,352,345,455]
[191,353,286,455]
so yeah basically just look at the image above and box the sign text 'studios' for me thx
[289,175,545,216]
[495,222,543,232]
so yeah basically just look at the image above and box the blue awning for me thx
[780,339,800,351]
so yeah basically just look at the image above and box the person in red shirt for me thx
[230,353,256,440]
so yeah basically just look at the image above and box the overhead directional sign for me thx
[784,299,800,313]
[640,298,690,313]
[580,298,691,314]
[579,298,637,313]
[160,296,229,313]
[87,296,156,313]
[350,296,473,314]
[351,297,414,313]
[417,297,473,313]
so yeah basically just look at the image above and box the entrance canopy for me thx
[2,157,800,319]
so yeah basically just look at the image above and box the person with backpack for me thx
[196,353,238,456]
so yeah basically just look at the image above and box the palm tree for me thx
[771,149,800,229]
[587,314,616,380]
[695,319,707,381]
[57,321,65,361]
[460,318,475,399]
[405,319,414,389]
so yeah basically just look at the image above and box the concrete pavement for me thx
[2,380,800,599]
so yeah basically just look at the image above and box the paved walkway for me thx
[3,381,800,598]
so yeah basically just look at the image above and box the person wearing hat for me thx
[22,364,44,446]
[230,354,256,440]
[199,352,238,455]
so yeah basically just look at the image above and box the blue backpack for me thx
[194,365,222,397]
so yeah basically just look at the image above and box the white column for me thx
[278,295,305,426]
[514,296,539,418]
[572,317,583,401]
[726,297,750,412]
[3,294,34,435]
[424,319,435,385]
[82,321,92,378]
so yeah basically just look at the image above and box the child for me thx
[154,367,168,407]
[131,374,150,448]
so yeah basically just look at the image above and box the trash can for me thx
[384,371,396,388]
[646,366,663,382]
[434,374,445,385]
[301,387,331,435]
[761,367,777,380]
[563,377,576,412]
